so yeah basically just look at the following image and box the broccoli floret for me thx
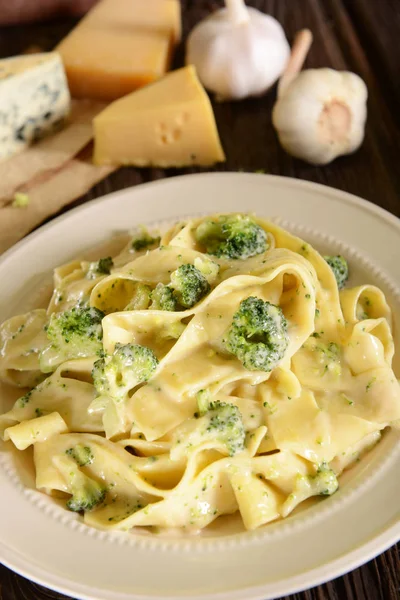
[324,255,349,290]
[150,263,213,311]
[66,445,94,467]
[205,401,245,456]
[171,399,245,459]
[92,343,159,401]
[196,389,211,417]
[281,462,338,517]
[131,229,160,252]
[92,357,108,394]
[195,214,268,260]
[170,264,210,309]
[150,283,177,311]
[39,306,105,373]
[193,256,220,285]
[313,463,339,496]
[97,257,113,274]
[125,284,152,310]
[224,296,289,372]
[87,256,114,279]
[66,470,106,512]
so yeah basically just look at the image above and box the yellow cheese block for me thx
[57,0,181,101]
[93,66,226,168]
[84,0,181,44]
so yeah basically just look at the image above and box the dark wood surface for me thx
[0,1,399,599]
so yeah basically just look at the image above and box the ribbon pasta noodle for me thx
[1,213,399,533]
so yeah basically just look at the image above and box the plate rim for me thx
[1,515,399,600]
[1,172,399,269]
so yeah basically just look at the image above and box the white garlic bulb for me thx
[186,0,290,101]
[272,30,368,165]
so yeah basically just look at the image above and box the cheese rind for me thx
[0,52,70,161]
[57,0,181,101]
[93,66,226,168]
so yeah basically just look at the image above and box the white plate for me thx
[0,173,399,600]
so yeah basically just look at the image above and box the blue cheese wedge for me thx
[0,52,71,161]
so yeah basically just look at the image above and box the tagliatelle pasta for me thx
[1,213,399,533]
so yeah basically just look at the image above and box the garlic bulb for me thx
[186,0,290,101]
[272,30,368,165]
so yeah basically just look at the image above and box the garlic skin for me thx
[273,69,368,165]
[186,1,290,102]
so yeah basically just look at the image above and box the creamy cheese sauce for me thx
[0,215,399,536]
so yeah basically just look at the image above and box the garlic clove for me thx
[186,1,290,102]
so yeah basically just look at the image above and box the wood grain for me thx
[0,1,399,599]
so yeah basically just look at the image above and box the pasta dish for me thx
[0,213,399,533]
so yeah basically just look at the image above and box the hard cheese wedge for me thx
[57,0,181,101]
[93,66,226,168]
[84,0,181,44]
[0,52,70,161]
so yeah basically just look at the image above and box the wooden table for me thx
[0,1,399,599]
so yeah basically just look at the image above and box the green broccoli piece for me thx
[171,399,245,459]
[195,214,268,260]
[150,283,177,311]
[131,229,160,252]
[205,401,245,456]
[92,343,159,401]
[66,445,94,467]
[196,389,211,417]
[281,462,338,517]
[39,306,105,373]
[92,357,108,395]
[169,264,210,309]
[193,256,220,284]
[313,463,339,496]
[66,470,106,512]
[125,284,152,311]
[87,256,114,279]
[97,257,113,274]
[150,263,213,311]
[324,255,349,290]
[224,296,289,372]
